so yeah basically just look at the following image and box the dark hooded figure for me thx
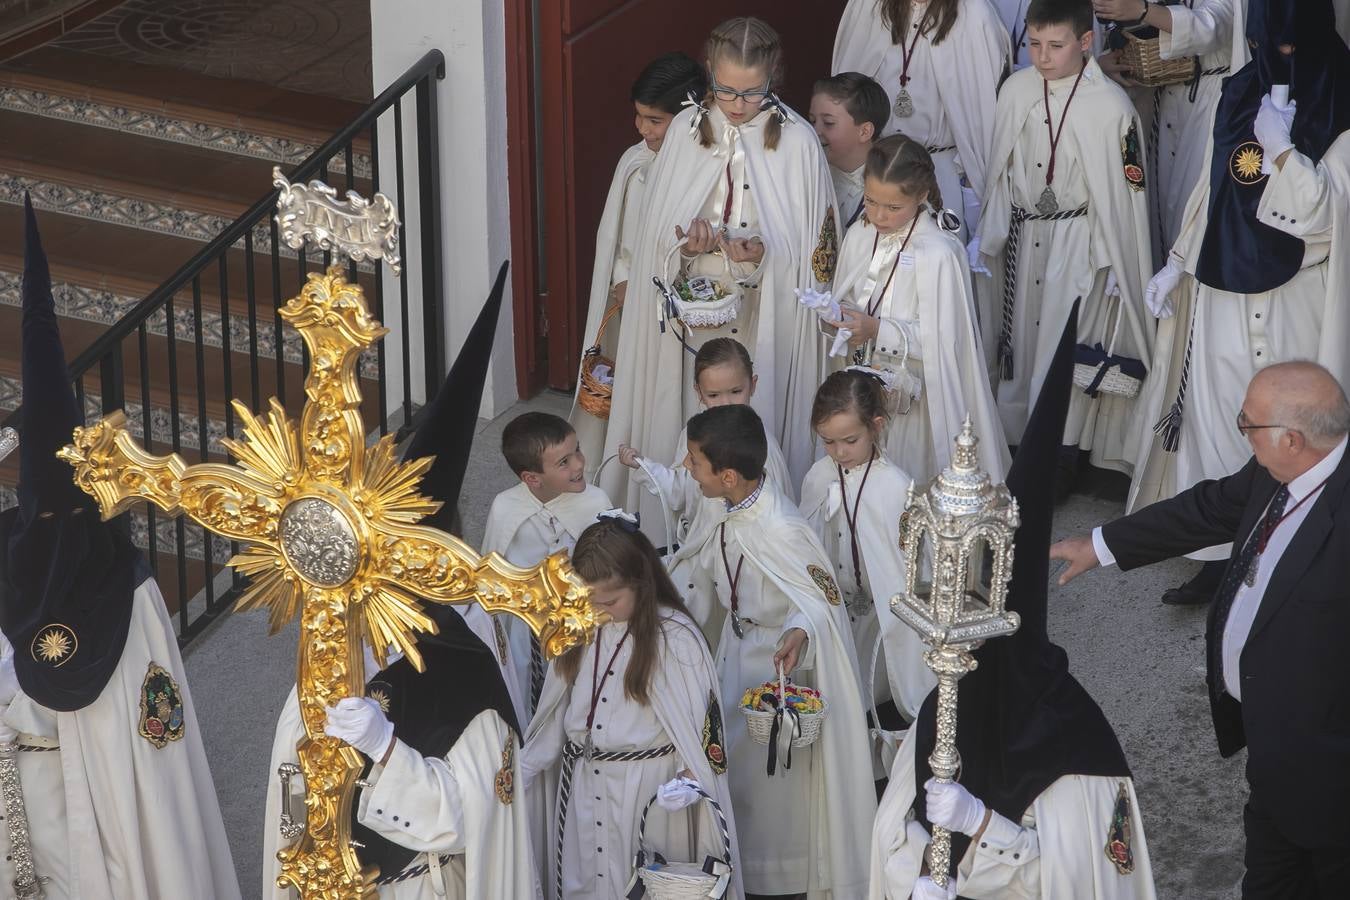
[263,263,538,899]
[1130,0,1350,608]
[0,196,241,898]
[871,305,1158,899]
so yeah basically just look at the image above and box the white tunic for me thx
[523,613,743,900]
[0,578,240,900]
[688,485,876,897]
[833,213,1008,483]
[482,482,612,720]
[869,734,1157,899]
[264,693,534,899]
[978,60,1154,472]
[832,0,1011,243]
[1144,0,1237,267]
[1127,132,1350,525]
[572,141,656,477]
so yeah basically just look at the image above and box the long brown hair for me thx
[811,369,889,436]
[700,17,785,151]
[555,520,700,705]
[865,133,943,209]
[879,0,961,46]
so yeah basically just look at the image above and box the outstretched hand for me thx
[1049,535,1100,586]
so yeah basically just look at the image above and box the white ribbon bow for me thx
[597,507,638,526]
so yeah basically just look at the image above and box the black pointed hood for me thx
[0,195,143,711]
[912,304,1131,875]
[354,261,519,881]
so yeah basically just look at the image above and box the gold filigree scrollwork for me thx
[60,254,601,899]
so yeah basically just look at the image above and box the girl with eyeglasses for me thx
[824,135,1007,486]
[600,17,837,531]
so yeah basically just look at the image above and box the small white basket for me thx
[663,241,742,329]
[741,663,827,750]
[1072,296,1144,399]
[629,785,734,900]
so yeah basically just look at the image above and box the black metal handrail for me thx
[3,49,448,646]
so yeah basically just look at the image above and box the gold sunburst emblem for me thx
[367,687,391,714]
[31,624,76,666]
[1231,142,1266,184]
[58,170,602,899]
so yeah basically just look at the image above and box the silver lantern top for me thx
[890,415,1021,649]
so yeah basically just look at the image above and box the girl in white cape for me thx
[826,135,1008,484]
[522,516,742,900]
[601,16,836,518]
[572,52,707,476]
[832,0,1011,243]
[800,370,935,732]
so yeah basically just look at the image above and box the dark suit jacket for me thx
[1102,450,1350,848]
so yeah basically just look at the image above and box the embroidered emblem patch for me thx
[366,681,393,714]
[807,564,842,606]
[811,208,839,283]
[31,623,76,667]
[1121,123,1145,192]
[702,689,728,774]
[494,734,515,805]
[138,663,186,749]
[1105,781,1135,875]
[1230,141,1267,185]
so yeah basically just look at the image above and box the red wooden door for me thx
[507,0,840,395]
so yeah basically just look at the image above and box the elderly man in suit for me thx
[1052,361,1350,899]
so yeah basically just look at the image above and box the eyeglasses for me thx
[709,77,771,103]
[1235,410,1288,435]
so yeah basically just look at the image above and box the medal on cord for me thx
[583,627,631,761]
[893,20,924,118]
[852,216,918,367]
[1036,61,1087,215]
[719,523,748,638]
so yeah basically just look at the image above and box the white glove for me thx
[656,776,702,811]
[0,651,18,707]
[912,875,957,900]
[966,235,990,277]
[324,696,395,759]
[1145,256,1185,319]
[795,287,841,322]
[1104,269,1121,299]
[829,329,853,358]
[924,777,987,836]
[1254,94,1296,176]
[961,186,982,235]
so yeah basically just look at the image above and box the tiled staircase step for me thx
[0,72,371,178]
[0,257,380,379]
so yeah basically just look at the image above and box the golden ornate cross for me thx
[58,171,600,899]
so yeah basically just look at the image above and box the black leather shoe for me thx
[1160,583,1214,606]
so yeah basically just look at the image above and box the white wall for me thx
[370,0,517,419]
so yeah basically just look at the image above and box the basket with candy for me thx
[740,664,827,753]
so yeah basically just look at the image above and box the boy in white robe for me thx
[483,412,610,719]
[1000,0,1109,68]
[809,72,891,229]
[975,0,1154,492]
[0,197,239,900]
[680,404,877,899]
[1125,0,1350,605]
[871,307,1157,900]
[1094,0,1240,267]
[572,52,707,476]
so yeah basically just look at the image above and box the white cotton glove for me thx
[966,235,990,277]
[795,287,841,322]
[1104,269,1121,299]
[961,186,983,234]
[324,696,395,759]
[829,329,853,358]
[656,776,702,812]
[1145,256,1185,319]
[924,778,987,836]
[1254,94,1296,176]
[912,875,958,900]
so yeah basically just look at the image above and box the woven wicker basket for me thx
[664,241,742,329]
[578,299,622,419]
[632,786,733,900]
[1119,31,1195,87]
[742,664,826,750]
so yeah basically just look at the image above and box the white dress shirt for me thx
[1093,437,1347,700]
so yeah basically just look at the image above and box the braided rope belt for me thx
[556,740,676,900]
[376,854,454,886]
[926,144,956,155]
[998,204,1088,380]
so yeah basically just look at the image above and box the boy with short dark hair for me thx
[482,411,610,717]
[974,0,1153,497]
[678,403,877,896]
[810,72,891,227]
